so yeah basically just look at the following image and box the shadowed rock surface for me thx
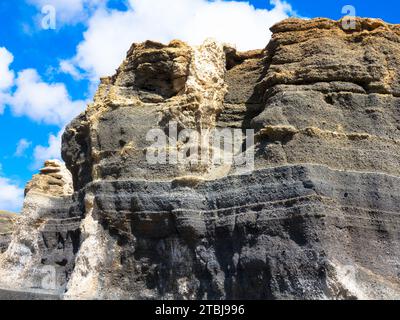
[1,17,400,300]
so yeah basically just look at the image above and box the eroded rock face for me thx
[2,18,400,300]
[0,160,80,295]
[253,18,400,177]
[0,212,19,254]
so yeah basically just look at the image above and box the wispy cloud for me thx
[14,139,32,157]
[27,0,107,25]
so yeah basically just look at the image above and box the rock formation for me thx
[1,17,400,300]
[0,211,18,254]
[0,160,79,297]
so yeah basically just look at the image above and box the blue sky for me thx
[0,0,399,212]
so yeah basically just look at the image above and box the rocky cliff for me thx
[0,160,78,297]
[1,17,400,300]
[0,211,18,254]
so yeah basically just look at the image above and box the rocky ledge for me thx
[1,18,400,300]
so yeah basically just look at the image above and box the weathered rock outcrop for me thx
[0,211,18,254]
[2,18,400,300]
[0,160,80,297]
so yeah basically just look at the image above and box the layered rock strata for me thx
[1,18,400,300]
[0,160,80,296]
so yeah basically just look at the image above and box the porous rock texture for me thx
[0,160,79,297]
[1,18,400,300]
[0,211,19,254]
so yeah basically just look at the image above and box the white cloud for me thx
[0,47,15,114]
[59,60,83,80]
[0,47,87,126]
[65,0,294,79]
[32,131,63,169]
[28,0,106,24]
[0,172,24,212]
[15,139,32,157]
[9,69,86,126]
[0,47,14,91]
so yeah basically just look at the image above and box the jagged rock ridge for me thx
[1,18,400,300]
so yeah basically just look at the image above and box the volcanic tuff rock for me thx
[1,17,400,300]
[0,211,18,254]
[0,160,79,295]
